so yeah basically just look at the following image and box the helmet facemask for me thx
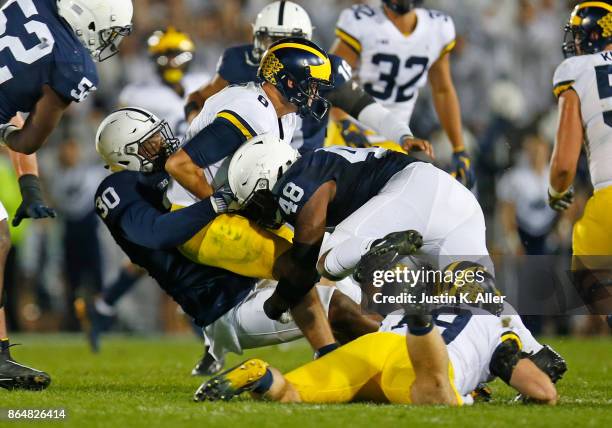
[124,120,179,172]
[240,177,284,229]
[95,25,133,62]
[253,27,308,60]
[282,73,333,121]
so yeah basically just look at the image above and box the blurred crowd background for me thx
[0,0,608,338]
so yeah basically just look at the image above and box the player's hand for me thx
[210,185,238,214]
[339,119,370,147]
[13,175,56,226]
[451,148,475,189]
[548,186,574,211]
[0,124,18,148]
[263,291,290,321]
[401,136,434,159]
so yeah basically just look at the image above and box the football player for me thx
[548,1,612,318]
[0,0,133,154]
[95,107,365,362]
[195,287,558,406]
[184,0,430,156]
[119,27,209,140]
[227,137,490,322]
[0,137,54,390]
[331,0,474,187]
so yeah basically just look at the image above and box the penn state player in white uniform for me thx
[331,0,474,187]
[185,1,427,155]
[0,0,132,390]
[548,1,612,326]
[119,27,209,140]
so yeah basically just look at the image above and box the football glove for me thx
[451,148,475,189]
[0,124,18,148]
[210,185,239,214]
[339,119,370,147]
[548,186,574,211]
[13,175,56,227]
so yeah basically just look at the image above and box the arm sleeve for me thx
[182,117,248,168]
[356,101,414,144]
[119,198,217,250]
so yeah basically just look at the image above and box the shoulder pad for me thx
[50,47,99,103]
[335,5,378,54]
[330,54,353,88]
[217,45,258,83]
[421,9,456,57]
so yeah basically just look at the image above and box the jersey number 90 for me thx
[0,0,55,85]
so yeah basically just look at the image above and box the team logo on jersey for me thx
[599,13,612,38]
[260,52,284,85]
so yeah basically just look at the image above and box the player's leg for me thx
[195,332,403,403]
[177,213,293,280]
[0,210,50,390]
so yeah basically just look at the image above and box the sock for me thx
[324,238,374,278]
[315,343,340,359]
[0,338,9,355]
[252,369,273,394]
[102,269,141,306]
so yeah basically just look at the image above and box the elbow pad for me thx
[489,333,524,384]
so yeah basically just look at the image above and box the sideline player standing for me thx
[331,0,473,187]
[548,1,612,322]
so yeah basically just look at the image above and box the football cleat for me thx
[0,346,51,391]
[193,358,269,402]
[470,383,493,403]
[75,297,115,353]
[354,230,423,284]
[191,352,224,377]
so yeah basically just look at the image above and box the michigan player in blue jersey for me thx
[227,137,490,321]
[0,0,133,154]
[184,0,429,155]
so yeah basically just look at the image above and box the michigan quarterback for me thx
[185,1,429,155]
[331,0,473,187]
[0,0,133,154]
[548,0,612,320]
[119,27,209,140]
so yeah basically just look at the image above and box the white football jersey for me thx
[336,5,456,124]
[380,307,527,396]
[166,82,297,207]
[553,52,612,190]
[118,72,209,140]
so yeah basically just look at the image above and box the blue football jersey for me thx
[94,171,254,327]
[0,0,99,123]
[273,147,420,227]
[216,43,352,152]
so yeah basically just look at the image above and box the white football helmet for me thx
[252,1,313,59]
[228,134,299,205]
[57,0,133,61]
[96,108,179,173]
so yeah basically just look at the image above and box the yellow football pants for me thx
[174,207,293,279]
[573,186,612,262]
[284,332,462,404]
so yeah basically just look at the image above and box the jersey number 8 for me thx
[0,0,55,85]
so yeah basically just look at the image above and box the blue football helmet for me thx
[563,1,612,57]
[382,0,423,15]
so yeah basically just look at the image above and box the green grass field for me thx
[1,334,610,427]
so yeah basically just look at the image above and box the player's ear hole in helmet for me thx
[228,134,300,229]
[57,0,134,62]
[382,0,423,15]
[563,1,612,57]
[148,27,196,85]
[257,37,334,121]
[252,1,314,60]
[96,108,179,173]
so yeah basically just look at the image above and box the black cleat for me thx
[0,346,51,391]
[354,230,423,284]
[191,352,224,377]
[471,383,493,402]
[193,358,268,402]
